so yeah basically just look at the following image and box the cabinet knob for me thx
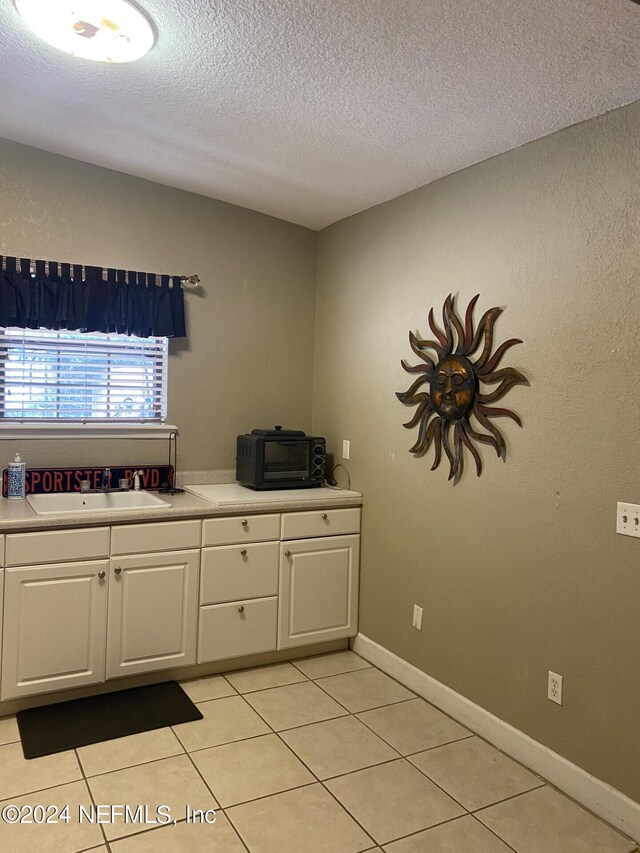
[241,519,248,526]
[97,570,105,579]
[240,549,247,556]
[322,513,328,520]
[285,550,291,557]
[237,605,245,614]
[114,567,122,575]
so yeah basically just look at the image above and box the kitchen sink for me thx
[26,491,171,515]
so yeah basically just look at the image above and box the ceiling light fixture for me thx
[14,0,155,63]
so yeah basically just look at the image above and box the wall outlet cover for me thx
[548,671,563,705]
[616,502,640,538]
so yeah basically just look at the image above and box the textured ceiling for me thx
[0,1,638,230]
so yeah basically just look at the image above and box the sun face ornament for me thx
[396,294,527,481]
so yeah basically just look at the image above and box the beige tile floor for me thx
[0,650,637,853]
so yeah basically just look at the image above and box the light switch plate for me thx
[342,439,350,460]
[616,502,640,538]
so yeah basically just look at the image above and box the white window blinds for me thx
[0,328,168,423]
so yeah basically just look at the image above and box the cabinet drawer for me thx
[201,542,278,605]
[281,507,361,540]
[111,520,201,555]
[202,514,280,546]
[6,527,110,567]
[198,597,278,663]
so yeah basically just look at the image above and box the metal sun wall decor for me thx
[396,294,527,481]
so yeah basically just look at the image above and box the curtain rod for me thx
[0,256,201,289]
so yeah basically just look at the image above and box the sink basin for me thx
[27,491,171,515]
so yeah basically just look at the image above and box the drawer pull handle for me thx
[97,570,105,579]
[240,549,247,556]
[285,550,291,557]
[241,519,248,526]
[237,605,245,614]
[114,567,122,575]
[322,513,328,520]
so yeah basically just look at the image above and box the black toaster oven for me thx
[236,426,326,490]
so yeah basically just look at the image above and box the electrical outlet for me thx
[616,502,640,538]
[548,671,563,705]
[412,604,423,631]
[342,439,350,460]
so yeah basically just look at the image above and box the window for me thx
[0,328,168,425]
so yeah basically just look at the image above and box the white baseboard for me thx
[351,633,640,844]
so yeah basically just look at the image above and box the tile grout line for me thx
[353,706,474,757]
[8,652,633,851]
[308,663,550,851]
[236,686,451,852]
[467,812,520,853]
[79,742,186,781]
[346,645,630,842]
[226,675,310,696]
[310,671,417,715]
[220,684,380,850]
[290,660,372,679]
[316,731,478,848]
[179,749,252,853]
[468,782,548,815]
[239,661,543,850]
[89,818,190,847]
[75,747,112,853]
[174,694,320,814]
[74,659,526,847]
[324,662,633,849]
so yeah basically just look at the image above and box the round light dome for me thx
[15,0,155,63]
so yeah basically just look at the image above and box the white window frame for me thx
[0,328,177,440]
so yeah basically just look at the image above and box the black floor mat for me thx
[17,681,203,759]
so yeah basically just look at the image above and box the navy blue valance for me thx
[0,256,186,338]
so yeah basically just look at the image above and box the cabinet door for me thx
[198,597,278,663]
[2,560,108,700]
[106,550,199,679]
[278,534,359,649]
[0,568,3,689]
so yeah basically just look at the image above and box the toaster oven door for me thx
[263,439,310,481]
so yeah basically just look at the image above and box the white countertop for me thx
[0,484,362,533]
[184,483,361,506]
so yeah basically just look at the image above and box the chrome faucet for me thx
[133,470,143,491]
[81,468,131,494]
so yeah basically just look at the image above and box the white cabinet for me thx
[280,507,361,540]
[200,542,279,604]
[2,560,108,700]
[199,597,278,662]
[278,507,361,649]
[1,521,202,700]
[106,520,201,678]
[198,514,280,663]
[0,499,362,703]
[106,550,200,679]
[111,520,201,556]
[278,534,360,649]
[5,527,110,566]
[0,538,3,689]
[2,527,110,700]
[0,567,3,688]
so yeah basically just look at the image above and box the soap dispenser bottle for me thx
[7,453,26,500]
